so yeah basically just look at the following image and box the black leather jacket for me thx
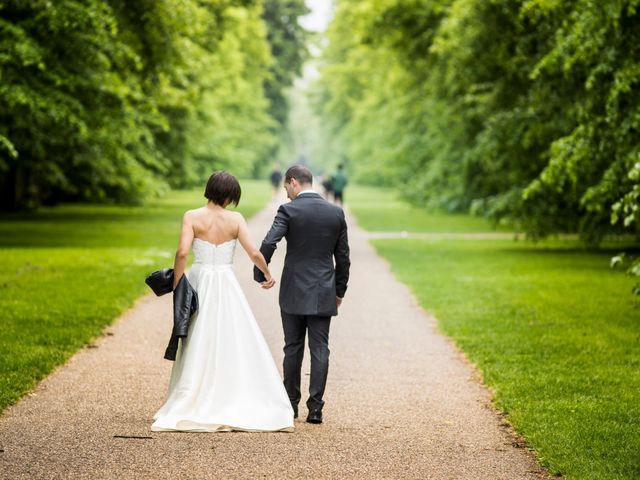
[145,268,198,360]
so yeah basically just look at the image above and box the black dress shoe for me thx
[306,409,323,424]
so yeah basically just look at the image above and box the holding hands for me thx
[261,274,276,290]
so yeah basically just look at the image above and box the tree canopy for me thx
[0,0,308,209]
[316,0,640,243]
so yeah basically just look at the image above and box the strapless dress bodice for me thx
[191,238,236,266]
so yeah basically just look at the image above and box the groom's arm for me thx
[253,205,289,283]
[334,210,350,299]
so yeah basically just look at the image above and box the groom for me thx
[254,164,350,424]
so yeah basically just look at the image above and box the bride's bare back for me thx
[189,205,240,246]
[171,203,275,290]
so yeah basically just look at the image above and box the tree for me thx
[257,0,309,175]
[262,0,309,127]
[0,0,285,209]
[316,0,640,243]
[0,0,164,207]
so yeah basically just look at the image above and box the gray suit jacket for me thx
[254,192,350,316]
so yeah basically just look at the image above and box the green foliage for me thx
[0,180,269,413]
[0,0,161,207]
[262,0,309,127]
[611,251,640,295]
[347,185,510,232]
[0,0,307,209]
[187,4,279,179]
[317,0,640,243]
[255,0,309,176]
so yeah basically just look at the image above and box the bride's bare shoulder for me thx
[179,208,206,227]
[228,210,246,224]
[184,207,207,217]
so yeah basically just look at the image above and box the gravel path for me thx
[0,198,549,479]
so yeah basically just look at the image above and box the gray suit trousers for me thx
[281,312,331,411]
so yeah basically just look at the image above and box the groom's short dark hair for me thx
[285,165,313,185]
[204,171,241,206]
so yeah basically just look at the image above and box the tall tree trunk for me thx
[0,164,28,211]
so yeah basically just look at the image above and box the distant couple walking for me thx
[151,165,350,432]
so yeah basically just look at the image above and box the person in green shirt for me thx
[331,164,348,206]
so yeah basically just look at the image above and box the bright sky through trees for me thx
[299,0,333,32]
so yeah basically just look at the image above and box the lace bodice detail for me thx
[192,238,237,266]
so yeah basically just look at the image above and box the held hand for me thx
[336,296,343,308]
[261,276,276,289]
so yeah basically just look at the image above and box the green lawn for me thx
[347,185,511,232]
[349,185,640,480]
[0,180,269,413]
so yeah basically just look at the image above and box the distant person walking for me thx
[321,175,334,201]
[331,164,348,206]
[269,164,283,199]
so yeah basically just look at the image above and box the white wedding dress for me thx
[151,238,294,432]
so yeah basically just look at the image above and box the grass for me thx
[347,185,511,232]
[0,180,270,413]
[348,185,640,480]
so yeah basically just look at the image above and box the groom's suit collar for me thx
[295,189,321,198]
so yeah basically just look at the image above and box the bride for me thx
[151,171,294,433]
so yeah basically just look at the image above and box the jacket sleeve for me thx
[334,210,350,298]
[253,205,289,282]
[173,275,194,337]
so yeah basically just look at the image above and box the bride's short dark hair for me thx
[204,171,241,207]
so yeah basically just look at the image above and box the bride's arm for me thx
[236,213,275,288]
[173,212,194,290]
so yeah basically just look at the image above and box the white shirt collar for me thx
[297,189,317,196]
